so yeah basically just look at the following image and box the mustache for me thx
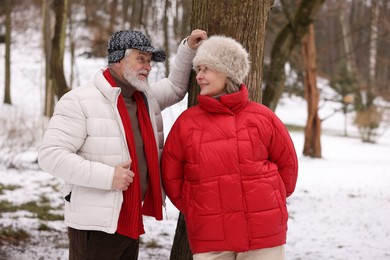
[138,69,149,77]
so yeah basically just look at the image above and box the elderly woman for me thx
[162,35,298,260]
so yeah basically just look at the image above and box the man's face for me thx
[120,49,153,92]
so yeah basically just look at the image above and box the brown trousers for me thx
[68,227,139,260]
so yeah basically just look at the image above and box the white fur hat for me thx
[193,35,250,85]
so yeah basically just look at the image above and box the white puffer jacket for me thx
[38,40,195,233]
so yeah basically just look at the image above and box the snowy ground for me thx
[1,18,390,260]
[1,108,389,260]
[1,88,390,260]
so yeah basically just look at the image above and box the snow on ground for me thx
[1,119,389,260]
[1,17,390,260]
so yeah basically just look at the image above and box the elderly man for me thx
[38,29,207,260]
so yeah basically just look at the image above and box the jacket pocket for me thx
[70,185,78,212]
[247,126,268,161]
[63,183,75,211]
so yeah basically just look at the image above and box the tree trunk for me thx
[130,0,137,27]
[169,213,191,260]
[169,1,274,259]
[84,0,93,24]
[50,0,70,99]
[180,0,191,39]
[262,0,325,111]
[339,2,357,76]
[338,3,356,137]
[68,1,76,88]
[163,0,170,77]
[188,0,273,106]
[122,0,131,27]
[108,0,118,33]
[4,0,12,105]
[42,0,55,117]
[369,0,378,84]
[302,24,321,158]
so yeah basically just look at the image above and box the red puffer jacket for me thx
[162,86,298,254]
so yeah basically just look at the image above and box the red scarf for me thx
[103,69,163,239]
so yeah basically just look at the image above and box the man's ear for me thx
[113,61,122,69]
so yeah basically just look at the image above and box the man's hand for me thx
[187,29,208,50]
[112,160,135,191]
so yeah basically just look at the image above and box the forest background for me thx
[0,0,390,259]
[2,0,390,145]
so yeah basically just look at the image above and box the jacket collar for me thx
[198,85,249,115]
[94,69,121,103]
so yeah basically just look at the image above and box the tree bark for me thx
[169,212,191,260]
[4,0,12,105]
[262,0,325,111]
[163,0,170,77]
[122,0,131,27]
[50,0,70,99]
[42,0,55,117]
[108,0,118,33]
[169,1,274,259]
[180,0,191,39]
[188,0,273,106]
[302,24,322,158]
[369,0,378,83]
[339,2,357,75]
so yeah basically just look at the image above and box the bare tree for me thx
[369,0,379,84]
[50,0,70,99]
[354,0,382,143]
[262,0,325,111]
[163,0,171,77]
[84,0,94,24]
[172,0,192,41]
[42,0,54,117]
[301,24,321,158]
[68,1,76,88]
[130,0,142,28]
[169,1,275,258]
[339,1,358,77]
[3,0,12,105]
[376,0,390,99]
[122,0,131,27]
[108,0,118,33]
[41,0,70,117]
[329,63,357,137]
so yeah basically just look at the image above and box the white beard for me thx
[123,65,150,92]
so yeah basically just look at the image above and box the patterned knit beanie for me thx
[193,35,250,85]
[107,30,166,63]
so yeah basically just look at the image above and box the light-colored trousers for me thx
[193,245,285,260]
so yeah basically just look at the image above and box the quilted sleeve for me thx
[161,117,186,213]
[148,39,196,111]
[268,112,298,197]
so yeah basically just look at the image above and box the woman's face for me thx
[196,65,227,96]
